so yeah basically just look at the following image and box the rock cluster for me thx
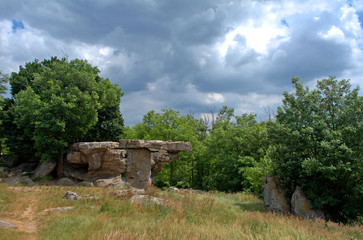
[263,173,325,220]
[65,140,192,189]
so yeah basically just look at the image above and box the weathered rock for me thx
[291,186,325,220]
[0,220,16,228]
[77,181,93,187]
[0,155,19,168]
[130,195,167,205]
[57,177,75,186]
[94,176,130,188]
[65,140,192,189]
[32,159,56,179]
[0,167,9,178]
[40,206,76,215]
[263,174,290,214]
[110,189,145,198]
[64,191,82,200]
[11,162,38,177]
[5,176,34,186]
[166,187,180,193]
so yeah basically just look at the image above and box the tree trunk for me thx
[57,152,64,178]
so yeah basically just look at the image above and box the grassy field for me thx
[0,183,361,240]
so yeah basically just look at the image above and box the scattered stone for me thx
[0,155,19,168]
[57,177,75,186]
[64,191,82,200]
[0,220,16,228]
[77,181,93,187]
[4,176,35,186]
[110,189,145,198]
[40,206,75,215]
[10,162,38,177]
[130,195,168,205]
[84,194,101,200]
[291,186,325,220]
[166,187,180,193]
[32,159,57,179]
[263,173,291,215]
[94,176,130,188]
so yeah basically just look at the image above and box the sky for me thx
[0,0,362,125]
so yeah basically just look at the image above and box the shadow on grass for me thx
[234,202,266,212]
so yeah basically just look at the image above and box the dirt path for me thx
[0,187,39,240]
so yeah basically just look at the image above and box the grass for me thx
[0,183,361,240]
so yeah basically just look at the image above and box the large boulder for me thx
[4,176,34,186]
[65,140,192,189]
[0,155,20,168]
[291,186,325,220]
[32,159,57,179]
[263,173,291,214]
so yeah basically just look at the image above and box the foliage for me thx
[124,107,207,188]
[268,76,362,222]
[202,108,269,194]
[0,71,9,154]
[1,57,124,162]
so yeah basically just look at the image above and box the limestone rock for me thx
[77,181,93,187]
[5,176,34,186]
[291,186,325,220]
[64,191,82,200]
[32,159,56,179]
[130,195,167,205]
[110,189,145,198]
[57,177,75,186]
[40,206,75,215]
[94,176,130,188]
[0,220,16,228]
[166,187,180,193]
[263,174,290,214]
[65,140,192,189]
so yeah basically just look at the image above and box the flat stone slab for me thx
[0,220,16,228]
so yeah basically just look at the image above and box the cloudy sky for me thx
[1,0,362,125]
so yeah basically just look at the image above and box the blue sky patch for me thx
[12,20,24,32]
[281,18,289,27]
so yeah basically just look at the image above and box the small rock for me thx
[40,206,76,215]
[32,159,57,179]
[84,194,101,200]
[64,191,82,200]
[57,177,75,186]
[0,220,16,228]
[4,176,34,186]
[94,176,130,188]
[110,189,145,198]
[166,187,180,193]
[77,181,93,187]
[130,195,168,205]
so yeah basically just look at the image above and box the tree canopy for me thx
[268,76,362,222]
[1,57,124,162]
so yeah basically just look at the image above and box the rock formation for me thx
[263,173,291,214]
[65,140,192,189]
[291,186,325,220]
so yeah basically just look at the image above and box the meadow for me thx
[0,183,361,240]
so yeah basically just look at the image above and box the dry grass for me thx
[0,183,361,240]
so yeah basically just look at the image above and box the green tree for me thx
[124,107,207,188]
[0,71,9,153]
[2,57,124,170]
[202,107,269,193]
[268,76,362,222]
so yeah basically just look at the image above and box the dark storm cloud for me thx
[0,0,362,125]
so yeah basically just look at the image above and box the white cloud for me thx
[205,93,225,104]
[319,26,345,41]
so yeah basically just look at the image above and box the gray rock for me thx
[32,159,57,179]
[5,176,34,186]
[57,177,75,186]
[263,174,291,214]
[40,206,76,215]
[77,181,93,187]
[130,195,168,205]
[0,167,9,178]
[291,186,325,220]
[110,189,145,198]
[0,220,16,228]
[64,191,82,200]
[94,176,130,188]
